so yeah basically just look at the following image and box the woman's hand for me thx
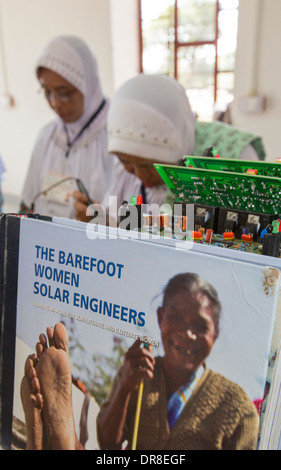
[119,340,155,393]
[73,190,92,222]
[97,340,155,449]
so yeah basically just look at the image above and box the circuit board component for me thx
[182,155,281,177]
[154,163,281,215]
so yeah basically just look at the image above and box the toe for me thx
[53,323,69,352]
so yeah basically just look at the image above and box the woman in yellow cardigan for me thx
[97,273,259,450]
[20,273,259,450]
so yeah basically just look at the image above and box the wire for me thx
[30,176,79,211]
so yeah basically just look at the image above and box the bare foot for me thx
[20,354,43,450]
[36,323,76,450]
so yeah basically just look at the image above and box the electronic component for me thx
[182,155,281,177]
[172,203,219,233]
[154,163,281,215]
[135,158,281,257]
[262,232,281,257]
[205,229,213,244]
[217,208,278,241]
[119,196,149,230]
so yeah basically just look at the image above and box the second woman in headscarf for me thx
[21,35,113,219]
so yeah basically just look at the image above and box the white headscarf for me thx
[107,74,196,163]
[36,35,105,135]
[21,35,111,217]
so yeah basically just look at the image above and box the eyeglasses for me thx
[39,86,77,103]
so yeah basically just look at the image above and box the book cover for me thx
[1,215,280,450]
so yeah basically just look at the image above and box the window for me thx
[138,0,239,121]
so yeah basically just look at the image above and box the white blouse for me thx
[21,106,113,219]
[102,157,168,224]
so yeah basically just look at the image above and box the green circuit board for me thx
[183,155,281,177]
[154,164,281,215]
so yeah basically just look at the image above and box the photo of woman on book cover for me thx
[19,272,259,450]
[96,272,259,450]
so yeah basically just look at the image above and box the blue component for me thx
[260,228,268,240]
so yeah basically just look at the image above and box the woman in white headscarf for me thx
[94,73,196,224]
[98,73,264,224]
[20,36,112,219]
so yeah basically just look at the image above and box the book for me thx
[259,310,281,450]
[0,214,280,450]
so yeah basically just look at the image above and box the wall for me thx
[110,0,139,91]
[232,0,281,161]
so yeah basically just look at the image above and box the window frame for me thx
[137,0,237,106]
